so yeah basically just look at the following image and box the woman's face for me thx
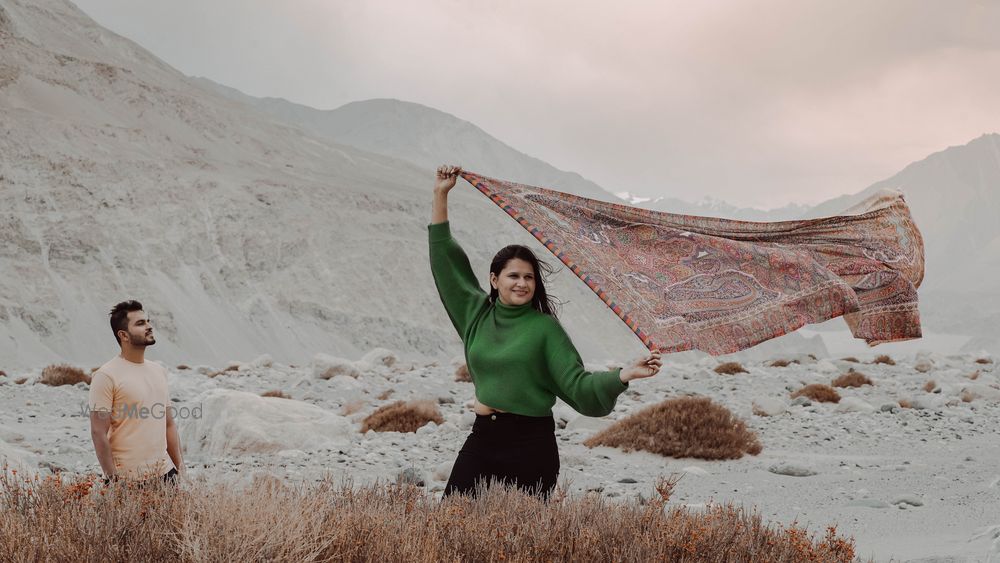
[490,258,536,306]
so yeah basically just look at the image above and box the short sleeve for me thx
[88,371,115,413]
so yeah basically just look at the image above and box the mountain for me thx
[0,0,650,369]
[193,78,622,203]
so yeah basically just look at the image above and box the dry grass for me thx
[872,355,895,366]
[39,364,91,387]
[713,362,748,375]
[922,380,937,393]
[840,357,859,363]
[831,370,873,388]
[361,400,444,433]
[377,389,394,401]
[176,364,190,370]
[208,365,240,378]
[790,384,841,404]
[454,363,472,383]
[260,390,290,399]
[768,359,798,368]
[0,370,6,377]
[897,399,913,409]
[0,470,858,562]
[975,357,993,365]
[584,396,761,460]
[340,400,365,416]
[961,390,975,403]
[968,371,981,380]
[14,377,27,385]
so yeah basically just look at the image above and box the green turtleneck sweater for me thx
[429,221,627,417]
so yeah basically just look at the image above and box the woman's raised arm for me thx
[431,164,462,224]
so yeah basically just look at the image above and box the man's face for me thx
[122,310,155,347]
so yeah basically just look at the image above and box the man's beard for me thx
[132,332,156,347]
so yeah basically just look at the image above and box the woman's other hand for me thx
[620,350,662,383]
[435,164,463,194]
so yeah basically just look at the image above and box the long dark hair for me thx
[488,245,560,317]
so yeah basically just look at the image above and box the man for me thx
[89,300,184,483]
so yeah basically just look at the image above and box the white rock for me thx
[432,461,454,482]
[891,494,924,507]
[361,348,397,367]
[312,353,360,379]
[836,397,875,414]
[752,397,787,417]
[195,365,215,376]
[251,354,273,369]
[0,439,37,476]
[179,389,352,457]
[914,359,934,373]
[682,466,709,476]
[768,462,818,477]
[565,415,613,433]
[815,359,839,374]
[416,421,437,435]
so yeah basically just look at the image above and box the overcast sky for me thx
[72,0,1000,208]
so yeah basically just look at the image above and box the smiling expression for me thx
[490,258,536,307]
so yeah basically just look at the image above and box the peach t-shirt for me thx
[88,355,175,478]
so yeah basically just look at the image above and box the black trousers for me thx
[444,412,559,499]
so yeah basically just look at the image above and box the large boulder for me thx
[180,389,353,457]
[312,353,360,379]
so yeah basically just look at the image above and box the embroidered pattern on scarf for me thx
[460,171,924,355]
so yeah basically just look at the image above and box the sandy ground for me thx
[2,349,998,562]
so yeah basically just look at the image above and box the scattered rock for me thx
[960,385,1000,402]
[790,396,812,407]
[312,354,360,379]
[682,466,709,476]
[768,462,818,477]
[565,415,612,433]
[914,359,934,373]
[250,354,273,369]
[432,461,453,482]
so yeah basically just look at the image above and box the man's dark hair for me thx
[109,300,143,345]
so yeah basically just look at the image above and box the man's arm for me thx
[89,411,117,478]
[165,406,184,474]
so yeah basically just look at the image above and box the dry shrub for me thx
[0,471,858,562]
[790,384,841,403]
[260,390,290,399]
[39,364,91,387]
[361,400,444,433]
[340,400,365,416]
[454,363,472,382]
[922,380,936,393]
[0,370,6,377]
[840,357,859,363]
[960,390,975,403]
[872,355,895,365]
[14,377,27,385]
[975,357,993,365]
[897,399,913,409]
[584,396,761,460]
[377,389,394,401]
[176,364,190,370]
[714,362,748,375]
[968,371,980,380]
[831,370,873,388]
[769,359,798,368]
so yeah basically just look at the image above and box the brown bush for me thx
[960,390,974,403]
[922,380,936,393]
[790,384,841,403]
[14,377,27,385]
[340,400,365,416]
[176,364,190,370]
[584,396,761,460]
[831,370,873,388]
[714,362,748,375]
[361,400,444,433]
[975,357,993,365]
[260,390,290,399]
[0,370,6,377]
[840,357,859,363]
[872,355,895,365]
[897,399,913,409]
[377,389,394,401]
[454,363,472,382]
[0,472,858,562]
[769,359,798,368]
[39,364,91,387]
[968,371,980,380]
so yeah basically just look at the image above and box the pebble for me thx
[768,462,818,477]
[890,494,924,507]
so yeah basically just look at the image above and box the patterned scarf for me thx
[460,171,924,355]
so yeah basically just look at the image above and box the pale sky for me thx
[72,0,1000,208]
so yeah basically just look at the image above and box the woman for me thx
[430,164,662,499]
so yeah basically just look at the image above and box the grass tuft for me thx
[872,355,895,366]
[39,364,91,387]
[361,400,444,433]
[584,396,761,460]
[790,384,840,403]
[831,370,873,388]
[713,362,747,375]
